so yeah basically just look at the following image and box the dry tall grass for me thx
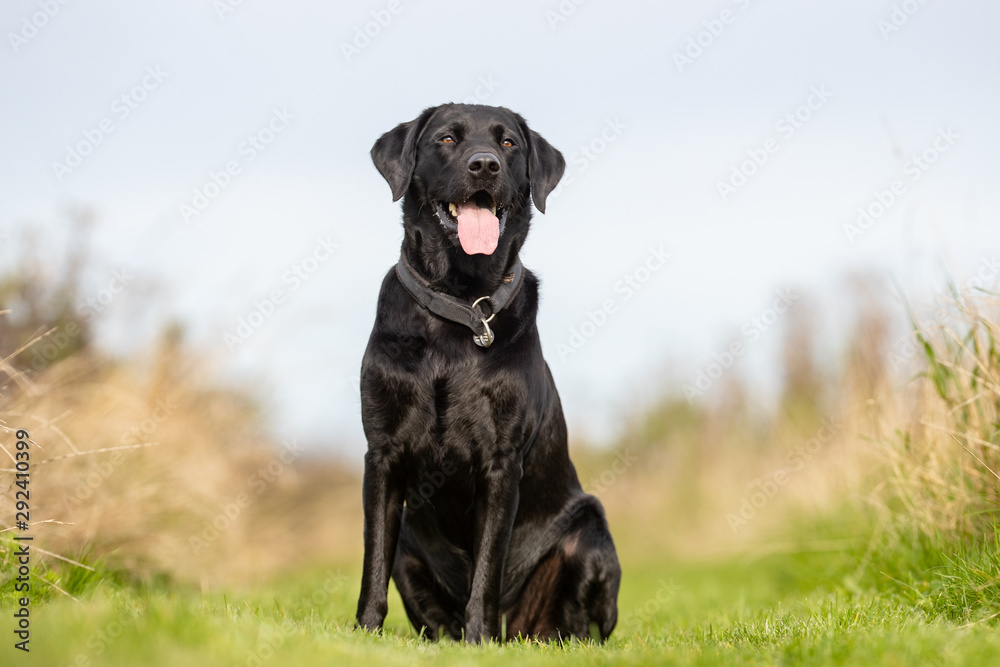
[1,222,365,590]
[1,330,362,589]
[869,292,1000,545]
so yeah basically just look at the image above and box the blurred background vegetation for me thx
[1,213,999,629]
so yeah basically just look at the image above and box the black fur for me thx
[356,104,621,643]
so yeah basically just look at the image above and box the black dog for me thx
[355,104,620,643]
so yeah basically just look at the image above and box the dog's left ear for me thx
[520,122,566,214]
[371,107,438,201]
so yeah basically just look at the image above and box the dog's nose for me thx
[467,152,501,178]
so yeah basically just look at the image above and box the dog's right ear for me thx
[371,107,438,202]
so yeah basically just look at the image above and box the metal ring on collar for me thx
[471,296,497,323]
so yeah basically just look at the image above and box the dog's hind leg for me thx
[505,499,621,641]
[566,515,621,641]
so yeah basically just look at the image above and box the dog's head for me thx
[371,104,565,259]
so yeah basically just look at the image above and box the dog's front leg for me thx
[356,446,405,632]
[465,450,522,643]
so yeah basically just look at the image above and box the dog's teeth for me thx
[490,204,497,215]
[448,203,458,217]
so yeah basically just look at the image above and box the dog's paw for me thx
[462,619,497,645]
[354,623,382,635]
[355,611,386,634]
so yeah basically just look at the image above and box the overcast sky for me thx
[2,0,998,455]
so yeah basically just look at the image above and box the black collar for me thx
[394,253,525,348]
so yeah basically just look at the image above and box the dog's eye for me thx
[502,139,515,148]
[441,135,455,144]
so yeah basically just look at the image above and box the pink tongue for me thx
[455,202,499,255]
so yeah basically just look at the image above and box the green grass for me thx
[4,547,1000,667]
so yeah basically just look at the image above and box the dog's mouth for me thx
[433,190,508,256]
